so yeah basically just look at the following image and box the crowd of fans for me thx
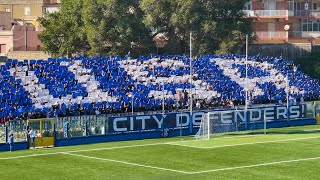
[0,54,319,124]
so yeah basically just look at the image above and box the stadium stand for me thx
[0,54,319,122]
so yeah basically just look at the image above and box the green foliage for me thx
[38,0,88,57]
[39,0,251,57]
[140,0,252,55]
[294,51,320,79]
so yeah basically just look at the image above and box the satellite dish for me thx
[284,25,290,31]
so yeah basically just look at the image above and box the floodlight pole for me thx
[162,78,165,136]
[131,94,134,115]
[189,32,193,133]
[286,75,289,110]
[162,78,165,114]
[245,34,248,111]
[245,34,248,130]
[131,85,134,115]
[286,73,290,125]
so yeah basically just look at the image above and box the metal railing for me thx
[255,31,288,39]
[243,10,288,18]
[293,10,320,17]
[243,10,320,18]
[289,31,320,38]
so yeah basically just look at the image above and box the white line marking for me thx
[0,140,197,160]
[303,129,320,132]
[68,140,200,153]
[0,152,62,160]
[190,156,320,174]
[1,135,319,160]
[169,135,320,149]
[62,152,191,174]
[2,138,320,174]
[209,134,263,139]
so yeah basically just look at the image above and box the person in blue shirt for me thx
[28,128,35,149]
[8,133,13,152]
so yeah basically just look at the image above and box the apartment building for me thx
[0,0,60,56]
[244,0,320,44]
[0,0,60,23]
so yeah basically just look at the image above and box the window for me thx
[302,19,320,32]
[313,22,319,31]
[288,1,294,11]
[314,3,318,10]
[244,1,252,10]
[24,7,30,16]
[5,8,10,12]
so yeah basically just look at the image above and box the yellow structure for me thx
[27,118,55,148]
[314,101,320,124]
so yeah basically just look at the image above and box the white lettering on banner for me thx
[249,109,261,122]
[290,106,300,119]
[193,112,204,126]
[136,116,149,130]
[130,117,134,131]
[221,112,233,124]
[176,113,190,127]
[235,111,245,123]
[111,105,306,132]
[209,113,219,122]
[276,106,287,119]
[153,115,166,129]
[113,117,127,132]
[264,107,274,121]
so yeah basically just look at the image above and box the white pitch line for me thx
[68,139,199,153]
[0,152,62,160]
[62,152,191,174]
[190,156,320,174]
[169,135,320,149]
[0,140,198,160]
[1,135,320,160]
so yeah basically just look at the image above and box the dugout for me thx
[27,118,55,148]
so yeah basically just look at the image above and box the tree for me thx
[38,0,88,57]
[82,0,153,56]
[295,51,320,79]
[39,0,251,57]
[140,0,251,55]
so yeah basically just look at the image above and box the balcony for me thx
[289,31,320,38]
[243,10,288,18]
[255,31,288,40]
[243,10,320,18]
[291,10,320,18]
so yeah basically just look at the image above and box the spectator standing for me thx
[8,133,14,152]
[29,128,35,149]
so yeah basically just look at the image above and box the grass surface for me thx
[1,125,320,180]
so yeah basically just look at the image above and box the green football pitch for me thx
[1,125,320,180]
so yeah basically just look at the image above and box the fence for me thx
[0,103,317,150]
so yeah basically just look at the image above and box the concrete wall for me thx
[0,4,43,20]
[7,50,50,60]
[12,25,42,51]
[0,11,11,30]
[248,43,312,59]
[0,30,13,55]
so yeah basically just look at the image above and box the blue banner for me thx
[107,105,307,133]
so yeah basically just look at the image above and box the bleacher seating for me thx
[0,54,319,120]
